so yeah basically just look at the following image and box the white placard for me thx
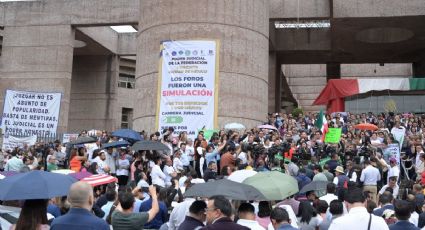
[391,127,405,149]
[1,90,62,136]
[62,133,79,144]
[2,134,37,151]
[383,143,400,166]
[156,40,219,138]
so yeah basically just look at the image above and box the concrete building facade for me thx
[0,0,425,133]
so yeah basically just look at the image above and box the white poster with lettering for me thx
[1,90,62,136]
[156,40,219,138]
[2,134,37,151]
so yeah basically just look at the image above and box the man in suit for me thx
[201,195,249,230]
[373,192,394,217]
[51,181,109,230]
[389,200,420,230]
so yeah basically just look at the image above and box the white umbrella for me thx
[228,169,257,183]
[51,169,75,175]
[224,123,245,130]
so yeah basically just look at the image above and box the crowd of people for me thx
[2,111,425,230]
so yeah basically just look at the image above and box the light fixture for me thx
[73,40,86,48]
[274,20,331,29]
[110,26,137,33]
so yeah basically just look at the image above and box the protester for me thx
[100,189,117,220]
[236,203,265,230]
[4,150,23,172]
[202,195,249,230]
[373,192,394,217]
[111,186,159,229]
[139,186,168,229]
[389,200,420,230]
[116,149,130,187]
[256,201,272,229]
[10,199,49,230]
[178,200,207,230]
[4,110,425,230]
[329,187,389,230]
[319,200,343,230]
[360,159,381,203]
[51,181,109,230]
[297,201,321,230]
[270,207,298,230]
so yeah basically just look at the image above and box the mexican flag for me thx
[314,78,425,106]
[315,109,328,141]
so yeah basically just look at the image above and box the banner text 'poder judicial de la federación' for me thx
[156,40,219,137]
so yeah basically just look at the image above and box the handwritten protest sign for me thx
[325,128,342,143]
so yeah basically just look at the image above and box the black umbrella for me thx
[69,136,97,145]
[299,181,329,194]
[184,179,267,201]
[132,140,169,151]
[102,140,130,149]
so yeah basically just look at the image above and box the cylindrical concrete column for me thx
[134,0,269,133]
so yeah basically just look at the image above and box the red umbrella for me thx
[354,123,378,131]
[81,174,117,187]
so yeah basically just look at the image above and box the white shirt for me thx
[360,165,381,186]
[410,211,419,227]
[173,157,184,171]
[167,198,195,230]
[105,152,117,174]
[329,207,389,230]
[416,151,424,167]
[163,165,176,186]
[387,165,400,183]
[185,146,195,162]
[151,164,166,187]
[347,171,357,182]
[378,184,399,198]
[319,193,339,205]
[238,152,248,165]
[180,151,190,166]
[101,201,114,220]
[94,157,108,175]
[116,158,130,176]
[236,219,265,230]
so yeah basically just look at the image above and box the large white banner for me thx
[2,134,37,151]
[156,40,219,138]
[1,90,62,136]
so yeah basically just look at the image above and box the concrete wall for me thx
[0,25,74,133]
[274,28,331,51]
[68,55,118,132]
[282,64,327,112]
[134,0,270,133]
[341,63,413,78]
[2,0,139,26]
[269,0,330,19]
[334,0,425,18]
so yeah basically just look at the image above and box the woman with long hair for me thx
[69,148,87,172]
[297,201,320,230]
[12,199,49,230]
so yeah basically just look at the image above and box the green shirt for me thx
[112,210,149,230]
[47,163,58,172]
